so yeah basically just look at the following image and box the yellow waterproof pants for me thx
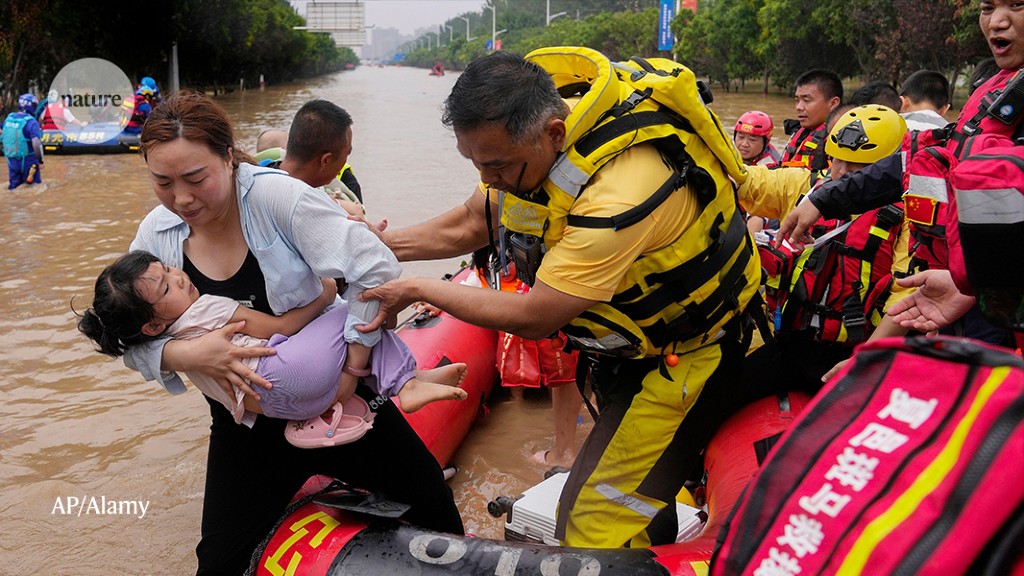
[556,330,748,548]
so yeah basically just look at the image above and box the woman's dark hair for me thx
[77,251,162,358]
[442,51,567,144]
[140,90,256,167]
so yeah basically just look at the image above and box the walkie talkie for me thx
[987,69,1024,125]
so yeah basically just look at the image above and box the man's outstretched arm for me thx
[809,153,903,218]
[383,188,495,262]
[778,153,904,243]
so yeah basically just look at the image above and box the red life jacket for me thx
[944,69,1024,309]
[759,215,845,327]
[40,102,67,131]
[948,136,1024,332]
[758,238,801,330]
[901,69,1024,276]
[901,128,955,273]
[779,203,904,343]
[781,124,829,171]
[949,68,1024,154]
[124,94,151,131]
[750,142,782,168]
[712,335,1024,576]
[757,178,842,329]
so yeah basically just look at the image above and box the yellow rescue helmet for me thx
[825,105,907,164]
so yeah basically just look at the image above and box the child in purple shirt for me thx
[78,251,467,447]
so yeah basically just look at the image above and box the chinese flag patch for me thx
[904,194,938,226]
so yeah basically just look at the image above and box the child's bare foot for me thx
[415,362,467,388]
[396,377,468,413]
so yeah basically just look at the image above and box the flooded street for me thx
[0,65,795,574]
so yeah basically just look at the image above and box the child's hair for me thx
[77,251,163,358]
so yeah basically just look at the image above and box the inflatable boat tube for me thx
[394,266,499,467]
[40,121,140,154]
[249,391,811,575]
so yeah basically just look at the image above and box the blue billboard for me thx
[659,0,675,51]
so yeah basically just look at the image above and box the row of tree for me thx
[675,0,987,94]
[0,0,359,111]
[1,0,991,112]
[402,0,988,96]
[399,0,664,69]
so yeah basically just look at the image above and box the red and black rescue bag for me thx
[711,335,1024,576]
[901,128,955,273]
[757,179,843,333]
[757,238,801,329]
[781,203,904,343]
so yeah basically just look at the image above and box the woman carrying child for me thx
[102,92,463,575]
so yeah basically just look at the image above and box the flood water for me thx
[0,65,798,574]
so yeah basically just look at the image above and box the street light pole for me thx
[458,16,471,41]
[486,3,496,51]
[546,0,567,25]
[444,24,453,43]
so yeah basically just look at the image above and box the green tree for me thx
[675,6,731,88]
[0,0,50,109]
[506,8,660,60]
[721,0,766,89]
[675,0,765,91]
[757,0,861,89]
[809,0,892,78]
[0,0,354,106]
[947,0,990,96]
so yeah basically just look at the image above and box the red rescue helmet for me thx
[734,111,774,138]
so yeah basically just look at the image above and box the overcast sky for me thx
[364,1,487,35]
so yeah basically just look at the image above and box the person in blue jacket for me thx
[138,76,162,107]
[2,93,44,189]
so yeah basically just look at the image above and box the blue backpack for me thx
[2,113,31,158]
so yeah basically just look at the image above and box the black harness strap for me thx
[573,109,696,159]
[566,169,685,231]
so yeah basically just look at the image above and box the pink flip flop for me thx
[285,396,374,449]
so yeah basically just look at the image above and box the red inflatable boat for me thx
[247,301,812,576]
[390,269,498,468]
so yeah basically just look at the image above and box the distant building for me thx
[362,27,402,63]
